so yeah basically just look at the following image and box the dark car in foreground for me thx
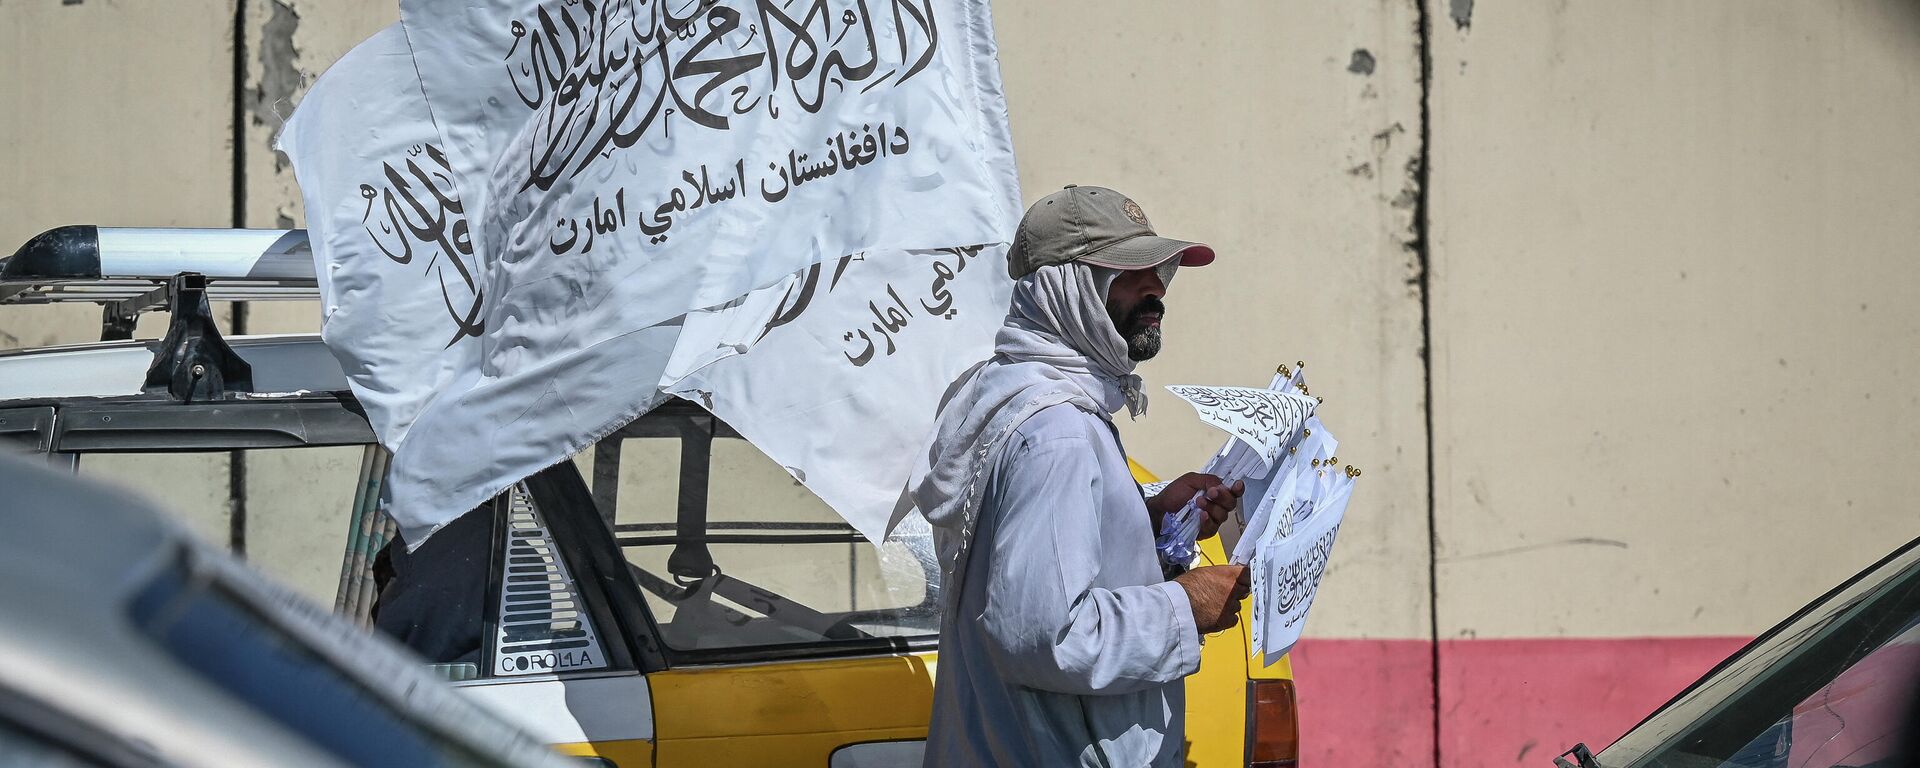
[1558,537,1920,768]
[0,455,571,768]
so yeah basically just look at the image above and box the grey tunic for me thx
[923,403,1203,767]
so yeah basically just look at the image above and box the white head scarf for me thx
[904,261,1168,594]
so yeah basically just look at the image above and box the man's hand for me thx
[1147,473,1246,540]
[1173,564,1250,634]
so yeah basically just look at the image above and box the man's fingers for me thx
[1199,485,1234,513]
[1200,484,1240,513]
[1197,515,1223,542]
[1231,480,1246,498]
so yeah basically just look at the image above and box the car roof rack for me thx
[1,226,317,341]
[2,226,322,401]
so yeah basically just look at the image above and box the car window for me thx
[488,483,613,677]
[1601,542,1920,768]
[77,447,364,604]
[1723,618,1920,768]
[78,452,233,544]
[603,432,940,657]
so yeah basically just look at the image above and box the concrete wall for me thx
[4,1,1920,765]
[1426,2,1920,762]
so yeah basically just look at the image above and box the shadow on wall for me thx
[1894,0,1920,36]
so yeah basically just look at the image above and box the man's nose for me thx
[1143,271,1166,298]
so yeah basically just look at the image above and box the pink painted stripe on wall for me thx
[1289,638,1435,766]
[1288,636,1751,767]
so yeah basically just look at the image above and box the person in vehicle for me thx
[372,502,492,665]
[911,185,1249,767]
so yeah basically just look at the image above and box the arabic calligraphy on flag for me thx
[1165,385,1317,469]
[1157,367,1360,665]
[666,245,1012,543]
[278,0,1019,545]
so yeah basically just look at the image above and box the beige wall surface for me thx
[0,0,236,348]
[1428,0,1920,639]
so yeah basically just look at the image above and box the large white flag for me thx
[280,0,1018,545]
[667,245,1013,543]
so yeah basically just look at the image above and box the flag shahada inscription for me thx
[1165,385,1316,468]
[357,143,486,349]
[502,0,942,193]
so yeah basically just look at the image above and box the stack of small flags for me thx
[1159,363,1361,664]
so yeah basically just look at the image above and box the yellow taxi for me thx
[368,405,1300,767]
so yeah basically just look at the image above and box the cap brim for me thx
[1079,234,1216,271]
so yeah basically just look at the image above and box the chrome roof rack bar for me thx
[11,282,321,303]
[2,226,320,340]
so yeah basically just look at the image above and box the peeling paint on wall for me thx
[1449,0,1473,31]
[251,0,302,172]
[1349,48,1376,75]
[1372,122,1406,156]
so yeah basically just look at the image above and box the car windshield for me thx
[1596,540,1920,768]
[579,428,941,658]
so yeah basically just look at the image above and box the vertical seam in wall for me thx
[229,0,250,557]
[1413,0,1441,765]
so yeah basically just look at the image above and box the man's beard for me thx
[1111,296,1166,362]
[1125,325,1162,361]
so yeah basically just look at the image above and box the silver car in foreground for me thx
[0,456,574,768]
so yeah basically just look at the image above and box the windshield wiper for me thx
[1555,744,1601,768]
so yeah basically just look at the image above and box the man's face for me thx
[1106,266,1169,362]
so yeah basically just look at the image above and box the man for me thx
[911,185,1250,767]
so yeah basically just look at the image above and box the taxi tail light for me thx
[1246,678,1300,767]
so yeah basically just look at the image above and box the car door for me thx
[27,393,379,604]
[440,473,662,768]
[568,403,940,767]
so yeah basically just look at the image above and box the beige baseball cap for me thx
[1006,185,1216,279]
